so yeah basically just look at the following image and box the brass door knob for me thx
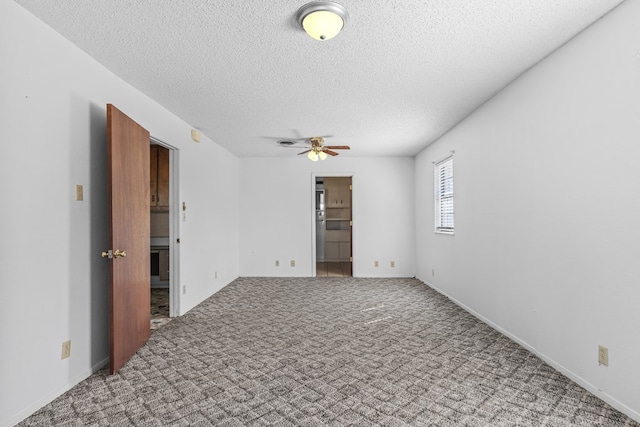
[113,249,127,258]
[102,250,113,259]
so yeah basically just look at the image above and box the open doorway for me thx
[149,138,179,329]
[315,176,352,277]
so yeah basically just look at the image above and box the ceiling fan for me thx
[286,137,350,161]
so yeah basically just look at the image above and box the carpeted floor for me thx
[18,277,639,426]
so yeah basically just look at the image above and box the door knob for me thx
[102,249,126,258]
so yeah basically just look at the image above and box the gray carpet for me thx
[19,277,639,426]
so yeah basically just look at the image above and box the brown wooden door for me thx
[106,104,151,374]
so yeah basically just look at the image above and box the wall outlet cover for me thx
[61,340,71,359]
[598,345,609,366]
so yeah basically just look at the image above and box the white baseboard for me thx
[2,357,109,427]
[417,277,640,424]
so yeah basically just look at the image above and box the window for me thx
[434,155,454,233]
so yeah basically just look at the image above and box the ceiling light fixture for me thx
[296,1,348,41]
[307,147,328,161]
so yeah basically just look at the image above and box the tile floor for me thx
[150,288,171,330]
[316,261,352,277]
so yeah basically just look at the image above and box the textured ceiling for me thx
[14,0,624,157]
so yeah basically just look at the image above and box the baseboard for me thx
[417,277,640,424]
[2,357,109,427]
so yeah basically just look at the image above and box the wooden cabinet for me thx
[325,177,351,208]
[324,222,352,261]
[150,145,169,211]
[339,242,350,259]
[324,177,352,262]
[325,241,340,260]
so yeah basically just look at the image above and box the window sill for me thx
[435,230,454,235]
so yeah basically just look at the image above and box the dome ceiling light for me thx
[296,1,348,41]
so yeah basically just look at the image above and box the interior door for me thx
[105,104,151,374]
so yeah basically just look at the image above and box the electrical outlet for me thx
[275,260,279,267]
[390,261,395,268]
[374,261,379,267]
[75,185,83,201]
[432,269,435,277]
[598,345,609,366]
[290,260,295,267]
[215,271,218,279]
[182,285,186,295]
[61,340,71,359]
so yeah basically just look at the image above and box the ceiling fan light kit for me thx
[294,136,350,161]
[308,149,328,161]
[296,1,348,41]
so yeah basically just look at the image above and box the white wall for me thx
[0,2,239,426]
[415,0,640,421]
[239,157,415,278]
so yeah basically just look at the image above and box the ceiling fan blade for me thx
[293,135,332,141]
[297,149,312,155]
[263,136,311,141]
[324,149,339,156]
[325,145,350,150]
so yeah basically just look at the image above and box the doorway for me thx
[314,176,352,277]
[149,138,179,329]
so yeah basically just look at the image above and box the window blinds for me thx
[435,156,454,232]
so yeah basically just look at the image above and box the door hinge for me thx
[349,257,353,262]
[349,220,353,227]
[349,184,352,191]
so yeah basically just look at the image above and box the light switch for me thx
[75,185,83,201]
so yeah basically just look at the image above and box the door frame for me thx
[310,172,355,277]
[150,136,181,317]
